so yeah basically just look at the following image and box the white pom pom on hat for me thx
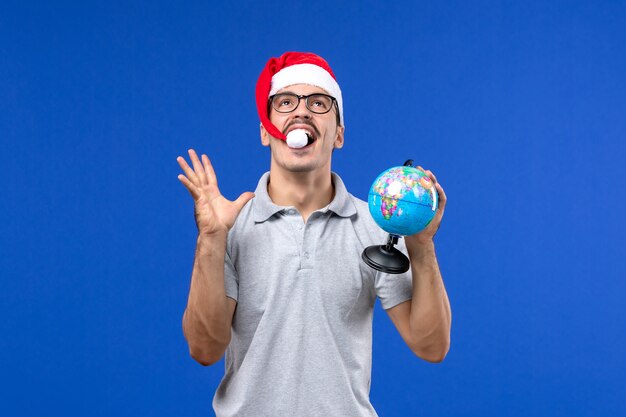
[255,52,343,141]
[285,129,309,149]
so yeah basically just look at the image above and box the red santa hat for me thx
[255,51,343,141]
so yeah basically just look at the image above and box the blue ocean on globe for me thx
[367,166,439,236]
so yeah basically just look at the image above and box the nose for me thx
[292,97,312,119]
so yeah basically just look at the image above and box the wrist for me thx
[405,235,435,258]
[196,231,228,248]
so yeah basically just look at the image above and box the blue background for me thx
[1,1,624,416]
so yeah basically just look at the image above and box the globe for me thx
[367,165,438,237]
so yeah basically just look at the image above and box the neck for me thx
[267,168,334,221]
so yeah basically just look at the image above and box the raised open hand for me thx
[177,149,254,236]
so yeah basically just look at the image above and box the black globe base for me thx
[361,235,410,274]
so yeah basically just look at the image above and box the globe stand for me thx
[361,234,410,274]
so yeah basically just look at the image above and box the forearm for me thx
[405,238,452,361]
[183,232,232,364]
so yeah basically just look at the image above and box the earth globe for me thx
[362,160,439,274]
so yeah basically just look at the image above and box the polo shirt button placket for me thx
[285,208,307,269]
[302,218,314,269]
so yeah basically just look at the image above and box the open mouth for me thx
[286,128,316,149]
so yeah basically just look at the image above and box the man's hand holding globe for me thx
[405,165,447,246]
[362,161,447,274]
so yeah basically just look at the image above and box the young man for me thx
[177,52,451,417]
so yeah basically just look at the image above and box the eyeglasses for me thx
[269,93,337,115]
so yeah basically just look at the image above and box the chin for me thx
[283,162,319,173]
[271,146,331,174]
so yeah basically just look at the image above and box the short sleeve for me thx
[224,245,239,302]
[374,238,413,309]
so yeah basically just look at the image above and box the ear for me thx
[260,123,270,147]
[333,125,345,149]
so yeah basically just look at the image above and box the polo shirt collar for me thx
[252,172,357,223]
[252,172,283,223]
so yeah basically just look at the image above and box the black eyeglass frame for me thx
[268,93,338,115]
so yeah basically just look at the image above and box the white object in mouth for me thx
[286,129,310,149]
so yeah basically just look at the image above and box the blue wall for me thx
[2,1,624,415]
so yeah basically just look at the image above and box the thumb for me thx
[233,192,255,211]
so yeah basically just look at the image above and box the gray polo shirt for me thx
[214,172,413,417]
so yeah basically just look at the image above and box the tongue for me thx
[286,129,310,149]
